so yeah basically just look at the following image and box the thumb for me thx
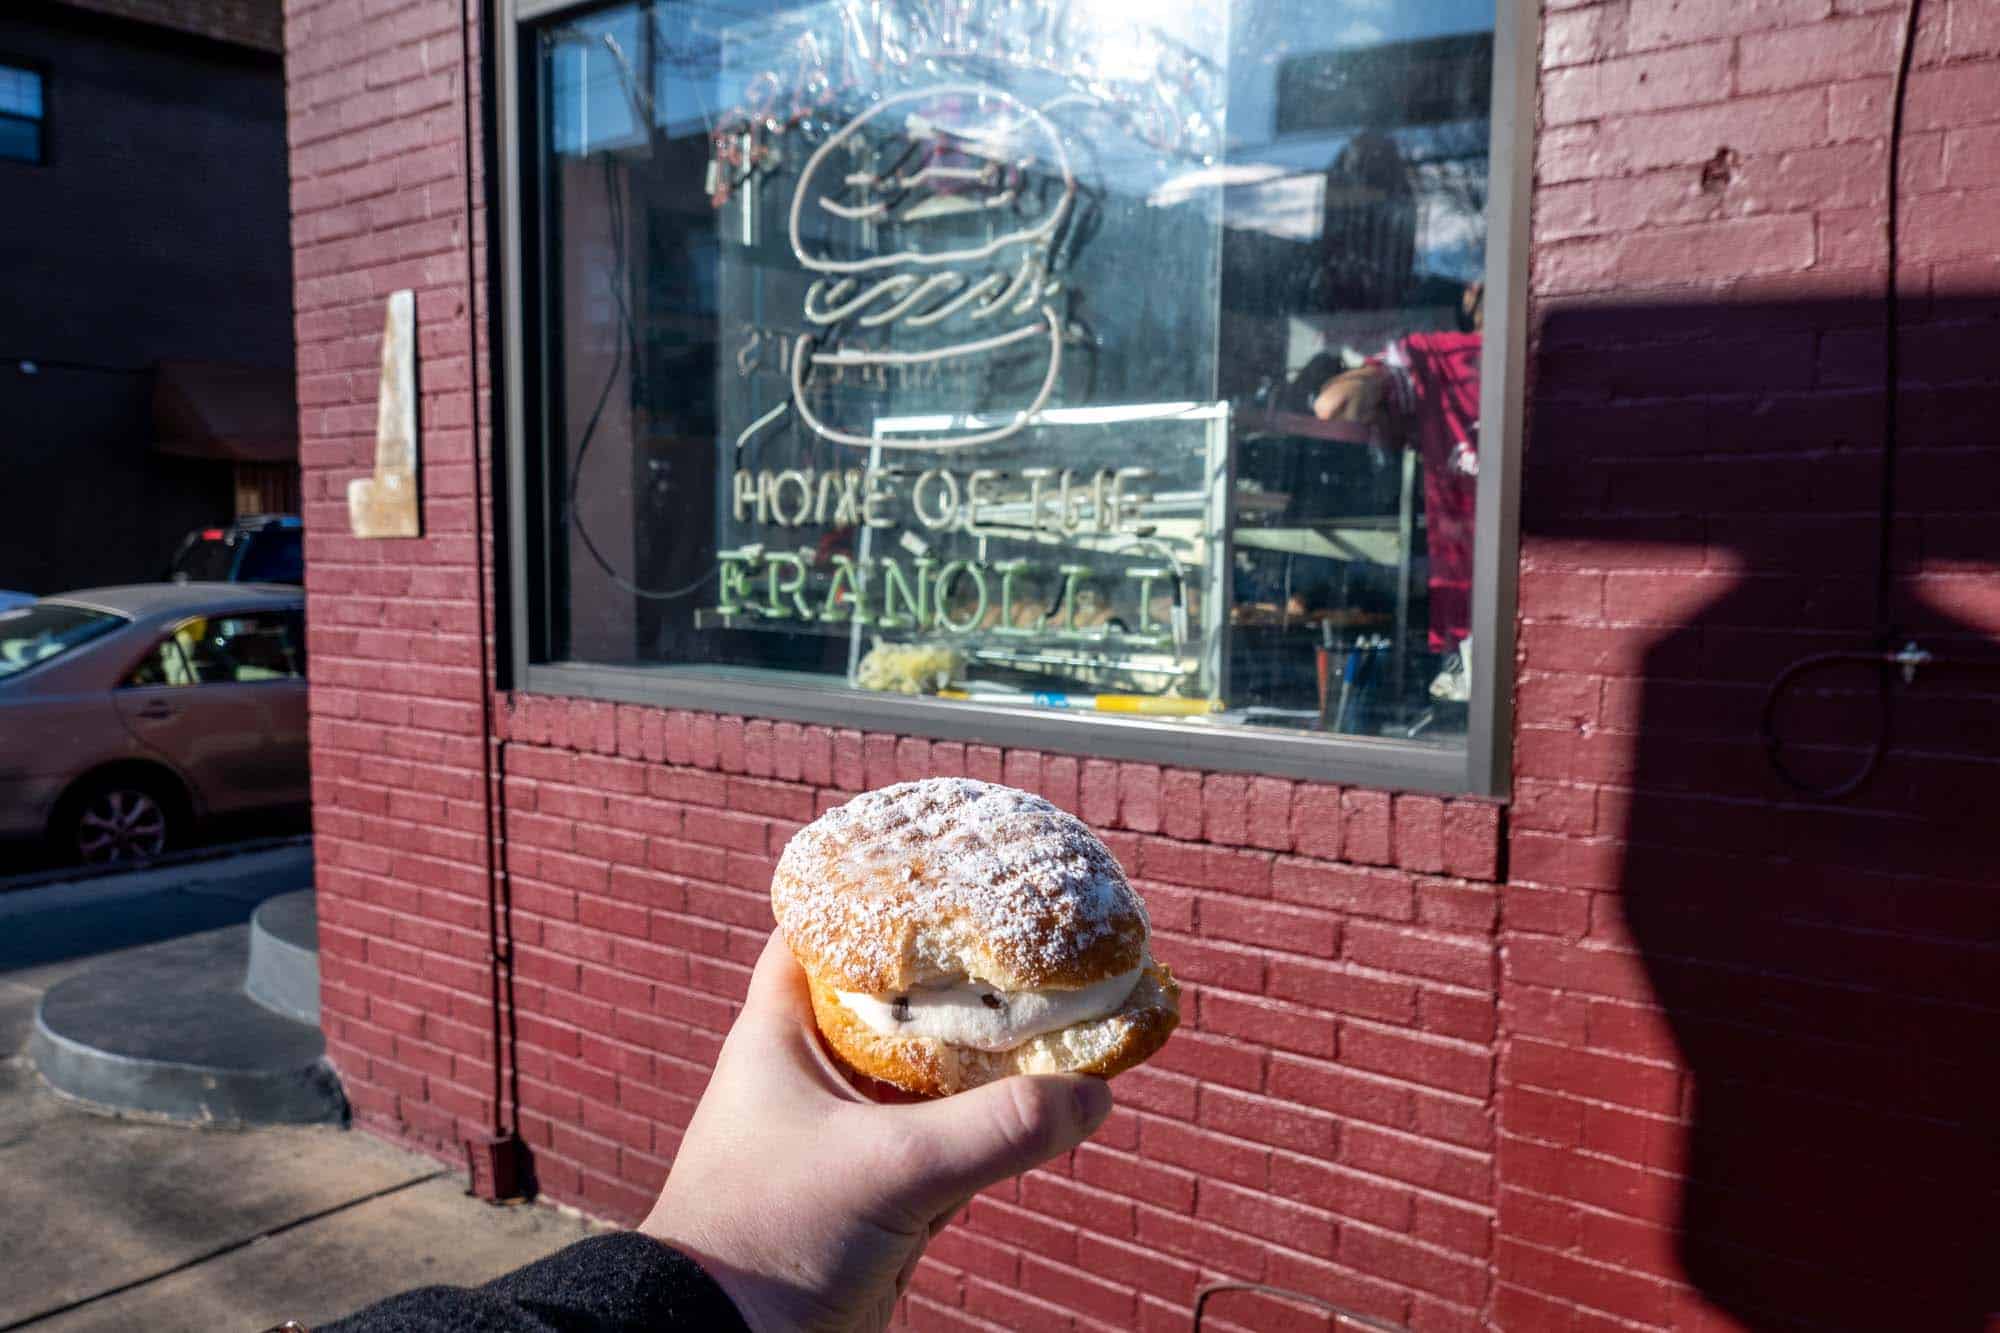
[737,930,811,1031]
[873,1075,1113,1220]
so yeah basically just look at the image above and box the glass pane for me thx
[159,619,225,684]
[534,0,1492,749]
[0,67,41,119]
[173,535,238,582]
[172,614,305,683]
[0,115,40,164]
[126,638,194,688]
[239,529,305,583]
[285,610,309,674]
[0,603,124,680]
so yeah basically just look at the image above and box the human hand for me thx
[1311,365,1385,423]
[640,931,1115,1333]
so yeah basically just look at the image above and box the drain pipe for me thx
[459,0,524,1202]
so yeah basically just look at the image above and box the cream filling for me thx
[837,960,1145,1052]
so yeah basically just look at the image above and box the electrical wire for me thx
[1762,648,1904,800]
[563,146,720,602]
[547,20,742,604]
[1874,0,1919,643]
[1758,0,1921,800]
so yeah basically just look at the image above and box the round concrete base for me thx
[29,925,344,1125]
[246,889,319,1025]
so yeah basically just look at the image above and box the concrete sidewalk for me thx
[0,850,600,1333]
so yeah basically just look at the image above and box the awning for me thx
[152,359,299,465]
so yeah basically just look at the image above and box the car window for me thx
[194,613,306,682]
[281,609,308,674]
[239,529,304,584]
[124,612,305,688]
[171,535,237,583]
[125,635,197,687]
[0,603,127,681]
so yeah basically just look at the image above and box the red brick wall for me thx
[286,0,2000,1330]
[1508,0,1999,1328]
[493,712,1506,1332]
[285,0,502,1150]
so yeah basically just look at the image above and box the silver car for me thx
[0,584,309,863]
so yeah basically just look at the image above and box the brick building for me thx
[283,0,1998,1330]
[2,0,296,594]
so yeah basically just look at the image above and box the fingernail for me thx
[1072,1077,1112,1129]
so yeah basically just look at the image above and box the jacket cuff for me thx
[481,1230,753,1331]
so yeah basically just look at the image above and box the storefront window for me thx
[509,0,1517,788]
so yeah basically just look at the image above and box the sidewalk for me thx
[0,848,600,1333]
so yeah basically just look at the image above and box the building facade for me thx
[285,0,1998,1329]
[1,0,294,595]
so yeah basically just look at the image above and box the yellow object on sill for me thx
[936,689,1219,717]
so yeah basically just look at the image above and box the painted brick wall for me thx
[1508,0,1999,1328]
[285,0,1999,1330]
[285,0,504,1154]
[491,709,1507,1333]
[283,0,1507,1325]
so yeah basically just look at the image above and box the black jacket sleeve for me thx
[315,1231,752,1333]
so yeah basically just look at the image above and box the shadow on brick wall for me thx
[1517,290,1999,1330]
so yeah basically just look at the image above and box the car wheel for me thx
[61,775,180,865]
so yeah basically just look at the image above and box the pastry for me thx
[770,777,1179,1096]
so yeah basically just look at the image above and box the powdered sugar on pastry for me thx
[771,778,1148,994]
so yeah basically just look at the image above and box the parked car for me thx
[0,583,308,864]
[167,514,304,585]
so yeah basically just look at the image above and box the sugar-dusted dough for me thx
[771,778,1180,1095]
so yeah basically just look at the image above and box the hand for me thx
[1462,280,1485,330]
[1311,365,1385,423]
[640,931,1115,1333]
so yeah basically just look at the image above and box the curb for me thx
[0,840,313,920]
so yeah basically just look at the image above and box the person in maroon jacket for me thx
[307,932,1112,1333]
[1313,281,1485,701]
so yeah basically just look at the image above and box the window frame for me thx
[495,0,1535,797]
[0,58,47,167]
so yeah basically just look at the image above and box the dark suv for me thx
[168,515,304,585]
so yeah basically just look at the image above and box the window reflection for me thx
[1221,2,1491,739]
[532,0,1494,747]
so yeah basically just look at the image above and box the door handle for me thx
[136,701,176,720]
